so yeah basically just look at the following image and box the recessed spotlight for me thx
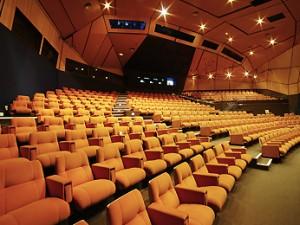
[256,16,265,26]
[84,2,92,10]
[253,74,257,79]
[225,32,229,36]
[81,68,84,71]
[192,76,197,80]
[192,11,199,16]
[129,48,135,52]
[105,76,108,79]
[208,73,214,79]
[103,1,112,10]
[268,37,277,46]
[118,52,124,56]
[249,50,254,56]
[157,4,170,20]
[227,36,233,43]
[225,71,232,79]
[244,71,249,77]
[227,0,237,5]
[95,68,98,71]
[92,75,95,79]
[75,67,78,70]
[199,23,207,32]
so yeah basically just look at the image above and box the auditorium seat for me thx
[37,108,55,123]
[148,173,215,225]
[129,125,145,140]
[107,189,152,225]
[221,142,252,164]
[11,117,37,143]
[10,100,32,115]
[203,149,242,180]
[68,117,93,136]
[0,134,18,160]
[190,155,235,192]
[124,139,167,176]
[20,131,71,168]
[59,108,74,123]
[185,131,213,150]
[0,158,70,225]
[47,101,60,114]
[49,152,116,210]
[96,143,146,189]
[143,137,182,167]
[174,162,227,211]
[174,132,204,154]
[44,117,66,139]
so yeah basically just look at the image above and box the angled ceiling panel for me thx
[102,47,123,72]
[73,24,91,55]
[93,35,113,67]
[197,51,218,75]
[188,48,204,75]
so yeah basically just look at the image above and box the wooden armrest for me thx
[224,152,241,159]
[59,141,75,152]
[193,173,219,187]
[111,135,124,143]
[148,203,188,225]
[206,163,228,174]
[92,163,116,182]
[162,145,179,154]
[46,175,72,203]
[145,150,164,160]
[129,133,142,140]
[188,139,201,145]
[199,137,211,142]
[1,125,16,134]
[20,145,37,160]
[37,125,47,131]
[175,186,207,205]
[122,156,144,169]
[88,137,104,146]
[64,123,76,130]
[177,142,191,149]
[104,122,115,127]
[216,157,236,166]
[144,131,156,137]
[230,147,247,154]
[157,129,169,135]
[86,122,97,128]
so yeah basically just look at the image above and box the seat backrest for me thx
[214,144,224,156]
[114,126,129,135]
[11,117,37,133]
[106,116,118,123]
[143,137,161,150]
[190,155,206,172]
[124,139,146,160]
[0,158,45,215]
[203,149,216,163]
[98,144,124,172]
[66,130,89,149]
[222,141,230,151]
[29,131,60,155]
[44,117,64,127]
[56,152,93,187]
[39,109,55,117]
[174,162,197,187]
[159,134,175,145]
[107,189,151,225]
[0,134,18,160]
[92,127,111,145]
[186,131,196,139]
[130,125,143,134]
[90,116,106,124]
[148,172,180,208]
[174,133,186,142]
[145,124,156,131]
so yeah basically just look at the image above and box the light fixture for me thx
[208,73,214,79]
[192,11,199,17]
[118,52,124,56]
[249,50,254,56]
[157,4,170,20]
[81,68,84,71]
[227,0,237,5]
[84,2,92,10]
[225,71,232,79]
[256,16,265,26]
[105,76,108,79]
[225,32,229,36]
[268,37,277,46]
[192,76,197,80]
[227,36,233,43]
[103,1,112,10]
[199,23,207,32]
[92,75,95,79]
[244,71,249,77]
[253,74,257,79]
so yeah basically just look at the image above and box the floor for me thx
[69,136,300,225]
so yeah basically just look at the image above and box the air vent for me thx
[221,48,244,62]
[251,0,271,6]
[267,13,285,23]
[201,40,219,50]
[109,19,146,30]
[154,24,195,43]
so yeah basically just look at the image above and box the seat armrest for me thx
[145,150,164,160]
[59,141,75,152]
[129,133,142,140]
[224,152,241,159]
[199,137,211,142]
[157,129,169,135]
[216,156,235,166]
[46,175,72,203]
[175,186,207,205]
[133,121,142,125]
[88,137,104,146]
[122,156,144,169]
[64,123,76,130]
[104,122,115,127]
[193,173,219,187]
[119,121,129,126]
[92,163,116,182]
[37,125,47,131]
[1,125,16,134]
[20,145,37,160]
[162,145,179,154]
[111,135,124,143]
[144,130,156,137]
[86,122,97,128]
[177,142,191,149]
[188,139,201,145]
[230,147,247,154]
[206,163,228,174]
[147,203,188,225]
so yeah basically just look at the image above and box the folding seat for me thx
[44,117,66,139]
[47,101,60,114]
[107,189,152,225]
[0,134,18,160]
[158,134,194,159]
[37,108,55,123]
[214,144,247,170]
[59,108,74,123]
[10,101,32,115]
[119,116,132,126]
[90,127,125,152]
[144,124,157,137]
[105,116,119,127]
[16,95,31,103]
[143,137,182,167]
[186,131,213,150]
[222,141,252,164]
[203,149,242,180]
[92,110,104,116]
[174,132,204,154]
[20,131,71,168]
[0,158,70,225]
[48,151,116,210]
[148,173,215,225]
[113,125,130,144]
[63,130,99,158]
[11,117,37,143]
[124,139,167,176]
[76,109,90,122]
[129,124,145,140]
[132,116,144,126]
[31,100,45,114]
[97,143,146,189]
[174,162,227,211]
[68,117,93,136]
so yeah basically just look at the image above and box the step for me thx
[253,153,273,170]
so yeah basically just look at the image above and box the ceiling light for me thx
[103,1,112,10]
[225,71,232,79]
[227,36,233,43]
[199,23,207,32]
[118,52,124,56]
[105,76,108,79]
[192,11,198,16]
[227,0,237,5]
[208,73,214,79]
[256,16,265,26]
[249,50,254,56]
[84,2,92,10]
[92,75,95,79]
[268,37,277,46]
[253,74,257,79]
[244,71,249,77]
[192,76,197,80]
[157,4,170,20]
[225,32,229,36]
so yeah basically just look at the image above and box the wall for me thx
[0,0,86,70]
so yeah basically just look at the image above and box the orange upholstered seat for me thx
[222,141,253,164]
[0,134,18,160]
[68,117,93,136]
[11,117,37,143]
[148,173,215,225]
[107,189,152,225]
[174,132,204,154]
[0,158,70,225]
[44,117,66,139]
[91,127,124,152]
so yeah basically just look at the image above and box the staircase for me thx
[112,93,131,117]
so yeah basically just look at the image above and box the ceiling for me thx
[39,0,300,79]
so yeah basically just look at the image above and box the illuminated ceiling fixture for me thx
[199,23,207,32]
[268,37,277,46]
[253,74,258,79]
[118,52,124,56]
[249,50,254,56]
[225,71,232,79]
[103,1,112,10]
[227,36,233,43]
[84,2,92,10]
[192,75,197,80]
[256,16,265,26]
[208,73,214,79]
[227,0,237,5]
[157,4,170,20]
[244,71,249,77]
